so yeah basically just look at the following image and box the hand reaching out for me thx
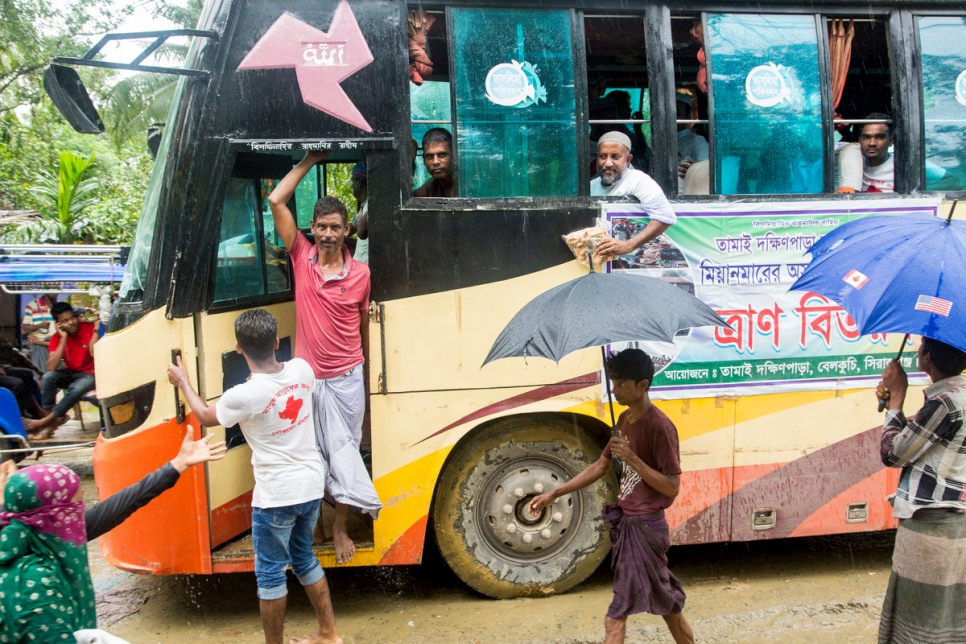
[597,237,632,257]
[170,426,227,474]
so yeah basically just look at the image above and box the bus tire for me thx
[432,417,616,599]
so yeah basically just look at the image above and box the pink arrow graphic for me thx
[237,0,374,132]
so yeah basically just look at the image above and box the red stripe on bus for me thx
[671,426,887,543]
[414,372,600,446]
[378,515,429,565]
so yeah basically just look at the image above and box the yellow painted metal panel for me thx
[381,262,598,393]
[732,387,925,467]
[93,308,195,438]
[198,301,296,509]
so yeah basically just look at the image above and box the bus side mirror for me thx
[43,65,104,134]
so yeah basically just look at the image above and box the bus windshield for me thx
[117,77,187,308]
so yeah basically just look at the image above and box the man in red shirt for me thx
[269,151,382,565]
[29,302,98,438]
[529,349,694,644]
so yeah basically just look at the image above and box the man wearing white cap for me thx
[593,131,677,258]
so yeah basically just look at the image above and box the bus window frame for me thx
[408,6,590,202]
[911,10,966,199]
[206,150,295,315]
[701,11,833,196]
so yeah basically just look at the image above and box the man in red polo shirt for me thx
[28,302,98,438]
[269,151,382,565]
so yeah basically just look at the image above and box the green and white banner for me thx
[603,199,940,399]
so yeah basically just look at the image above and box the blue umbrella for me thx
[790,207,965,410]
[790,209,966,350]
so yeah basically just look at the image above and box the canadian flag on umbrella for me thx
[843,269,869,289]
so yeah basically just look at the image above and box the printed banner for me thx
[603,199,940,399]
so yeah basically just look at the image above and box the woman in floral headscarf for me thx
[0,463,97,642]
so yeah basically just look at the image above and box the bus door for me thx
[198,147,371,549]
[197,150,301,548]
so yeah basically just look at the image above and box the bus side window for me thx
[409,8,452,193]
[917,17,966,191]
[450,8,579,198]
[673,15,711,195]
[585,15,651,177]
[827,17,892,194]
[214,178,267,302]
[213,156,294,304]
[705,14,825,195]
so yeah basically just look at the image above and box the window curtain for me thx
[828,19,855,120]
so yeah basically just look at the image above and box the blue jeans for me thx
[251,499,324,600]
[40,369,96,418]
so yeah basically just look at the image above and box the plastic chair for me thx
[0,387,26,438]
[0,387,28,464]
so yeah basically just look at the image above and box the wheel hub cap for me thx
[482,463,577,556]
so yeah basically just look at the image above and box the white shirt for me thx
[216,358,326,508]
[353,201,369,264]
[677,129,709,162]
[862,155,894,193]
[591,168,677,225]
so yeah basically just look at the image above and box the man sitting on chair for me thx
[27,302,97,438]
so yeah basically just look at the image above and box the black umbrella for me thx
[483,262,729,433]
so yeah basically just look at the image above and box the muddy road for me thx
[52,449,893,643]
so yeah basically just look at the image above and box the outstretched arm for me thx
[167,356,220,427]
[268,151,329,250]
[84,427,227,541]
[528,456,610,514]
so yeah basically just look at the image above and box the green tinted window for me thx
[295,167,320,229]
[451,8,578,197]
[214,179,264,302]
[214,173,292,304]
[411,80,452,189]
[260,179,291,295]
[707,14,824,194]
[918,17,966,191]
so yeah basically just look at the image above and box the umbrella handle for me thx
[877,334,910,413]
[601,346,622,475]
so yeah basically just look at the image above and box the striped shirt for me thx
[880,374,966,519]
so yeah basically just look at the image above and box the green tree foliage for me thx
[6,150,97,243]
[0,0,122,115]
[326,163,358,219]
[103,0,203,151]
[0,0,157,245]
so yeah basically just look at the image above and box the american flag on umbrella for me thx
[915,295,953,317]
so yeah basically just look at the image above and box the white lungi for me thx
[312,365,382,519]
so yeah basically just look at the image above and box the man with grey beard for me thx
[593,131,677,258]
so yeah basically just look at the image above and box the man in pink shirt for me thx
[269,151,382,565]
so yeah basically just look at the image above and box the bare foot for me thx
[31,426,56,441]
[288,633,343,644]
[26,416,67,437]
[333,530,355,565]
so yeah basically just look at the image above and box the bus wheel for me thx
[432,417,616,599]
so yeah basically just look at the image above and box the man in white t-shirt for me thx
[593,131,677,259]
[167,309,343,644]
[858,115,894,193]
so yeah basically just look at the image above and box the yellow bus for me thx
[46,0,966,598]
